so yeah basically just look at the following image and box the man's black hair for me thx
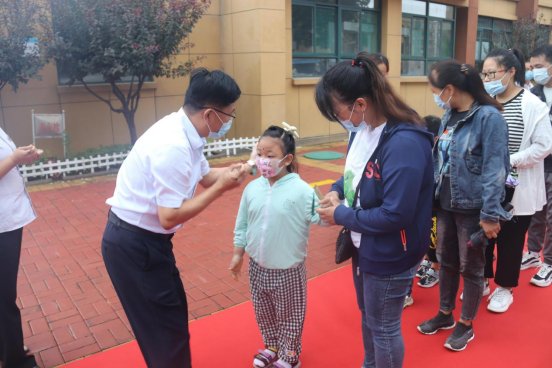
[184,68,241,111]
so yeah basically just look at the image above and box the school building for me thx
[1,0,551,156]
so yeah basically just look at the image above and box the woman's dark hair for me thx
[260,125,298,173]
[423,115,441,137]
[530,45,552,63]
[485,48,525,86]
[367,52,389,73]
[315,51,422,125]
[184,68,241,111]
[428,60,502,111]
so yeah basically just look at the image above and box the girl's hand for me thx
[316,204,338,226]
[480,220,500,239]
[229,254,244,281]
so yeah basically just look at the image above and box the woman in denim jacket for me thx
[417,60,511,352]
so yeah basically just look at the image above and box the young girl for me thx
[229,124,323,368]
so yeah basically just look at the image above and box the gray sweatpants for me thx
[249,258,306,365]
[527,172,552,265]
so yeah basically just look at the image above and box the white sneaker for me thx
[460,280,490,301]
[520,251,542,270]
[530,263,552,287]
[487,287,513,313]
[403,294,414,308]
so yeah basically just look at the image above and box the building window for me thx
[401,0,455,76]
[292,0,380,78]
[475,17,512,70]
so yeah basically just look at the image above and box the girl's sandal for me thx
[253,348,278,368]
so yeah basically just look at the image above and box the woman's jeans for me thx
[352,251,416,368]
[437,209,485,321]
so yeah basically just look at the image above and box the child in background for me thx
[229,124,323,368]
[417,115,442,288]
[405,115,442,307]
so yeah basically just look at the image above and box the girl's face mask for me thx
[255,156,286,178]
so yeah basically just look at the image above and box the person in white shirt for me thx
[523,45,552,287]
[0,128,41,368]
[102,68,248,368]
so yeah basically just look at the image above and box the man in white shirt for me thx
[102,68,247,368]
[524,45,552,287]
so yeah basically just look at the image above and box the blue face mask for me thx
[533,67,551,85]
[484,73,510,96]
[525,70,534,81]
[338,103,366,133]
[207,112,233,139]
[433,89,450,110]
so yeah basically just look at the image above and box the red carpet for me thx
[62,266,552,368]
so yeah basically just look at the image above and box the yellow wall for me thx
[0,0,546,155]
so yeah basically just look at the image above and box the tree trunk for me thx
[124,111,138,145]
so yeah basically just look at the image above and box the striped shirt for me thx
[502,90,525,175]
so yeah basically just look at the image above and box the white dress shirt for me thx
[107,108,210,234]
[0,128,36,233]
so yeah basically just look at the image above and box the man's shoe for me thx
[417,311,455,335]
[417,268,439,288]
[444,322,474,351]
[487,287,513,313]
[521,251,542,270]
[530,263,552,287]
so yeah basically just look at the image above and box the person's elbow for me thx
[158,207,180,230]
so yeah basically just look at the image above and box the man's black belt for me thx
[108,210,174,241]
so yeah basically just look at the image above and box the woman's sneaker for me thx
[530,263,552,287]
[417,268,439,288]
[417,311,455,335]
[444,322,474,351]
[416,259,431,278]
[403,294,414,308]
[487,287,513,313]
[520,251,542,270]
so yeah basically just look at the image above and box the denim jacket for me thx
[435,103,512,223]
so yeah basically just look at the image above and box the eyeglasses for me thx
[331,104,354,121]
[201,106,236,119]
[479,70,506,80]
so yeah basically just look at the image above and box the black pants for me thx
[102,215,191,368]
[484,215,532,287]
[0,228,37,368]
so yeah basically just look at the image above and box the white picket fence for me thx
[20,137,258,182]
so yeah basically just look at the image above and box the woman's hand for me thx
[480,220,500,239]
[320,191,340,208]
[317,204,339,226]
[228,254,244,281]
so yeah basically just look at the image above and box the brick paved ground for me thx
[17,143,348,367]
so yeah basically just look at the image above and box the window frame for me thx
[292,0,381,78]
[401,1,456,76]
[475,16,513,70]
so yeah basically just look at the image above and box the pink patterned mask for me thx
[255,156,285,178]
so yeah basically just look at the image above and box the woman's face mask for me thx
[338,103,367,133]
[433,89,451,110]
[255,156,286,178]
[484,72,511,96]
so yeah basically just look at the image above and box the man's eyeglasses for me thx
[479,70,506,80]
[201,106,236,119]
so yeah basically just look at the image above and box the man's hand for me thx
[228,254,244,281]
[215,164,247,191]
[320,191,340,208]
[480,220,500,239]
[11,145,42,166]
